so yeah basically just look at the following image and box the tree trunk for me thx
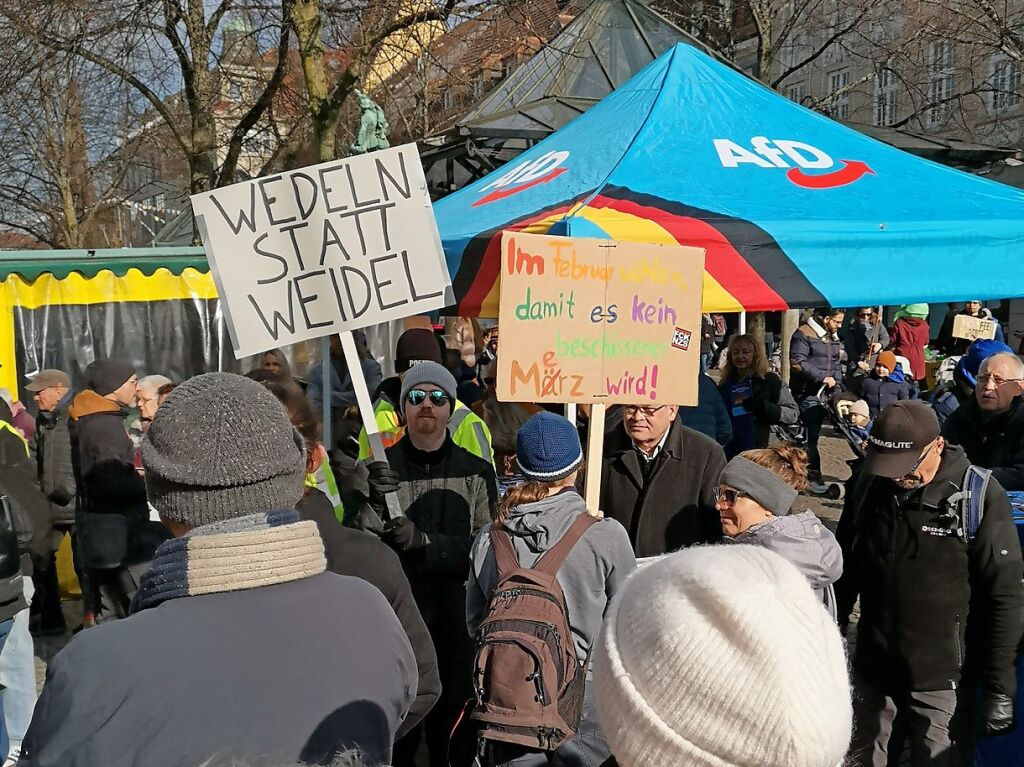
[290,0,334,162]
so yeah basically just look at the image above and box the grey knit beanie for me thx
[400,362,458,412]
[142,373,307,528]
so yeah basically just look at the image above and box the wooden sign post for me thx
[496,232,705,514]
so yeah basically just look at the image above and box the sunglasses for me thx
[405,389,451,408]
[714,487,749,506]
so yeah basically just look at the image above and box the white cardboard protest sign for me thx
[191,143,452,357]
[952,313,997,343]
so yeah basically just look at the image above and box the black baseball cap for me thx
[863,400,941,478]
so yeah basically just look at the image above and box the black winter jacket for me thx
[69,391,153,568]
[790,320,844,400]
[353,435,498,630]
[835,446,1024,695]
[600,420,726,557]
[717,372,799,450]
[36,394,77,527]
[942,396,1024,491]
[0,413,45,621]
[858,375,911,419]
[296,489,440,737]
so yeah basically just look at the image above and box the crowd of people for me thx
[0,305,1017,767]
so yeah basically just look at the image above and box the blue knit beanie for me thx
[516,412,583,482]
[958,339,1014,386]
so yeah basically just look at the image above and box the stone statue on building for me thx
[350,91,390,155]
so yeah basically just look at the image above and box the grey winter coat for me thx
[35,395,77,527]
[724,510,843,602]
[20,572,419,767]
[467,490,637,663]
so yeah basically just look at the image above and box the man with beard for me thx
[836,400,1024,765]
[351,361,497,767]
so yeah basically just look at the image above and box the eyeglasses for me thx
[976,374,1023,388]
[623,405,665,418]
[405,389,450,408]
[899,443,935,480]
[714,487,748,507]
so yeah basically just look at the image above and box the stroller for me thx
[803,385,867,499]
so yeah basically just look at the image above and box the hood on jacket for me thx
[895,316,928,329]
[500,489,587,554]
[888,364,908,384]
[68,390,122,420]
[729,510,843,589]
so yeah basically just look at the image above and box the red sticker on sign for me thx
[672,327,692,351]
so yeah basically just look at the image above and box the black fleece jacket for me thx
[296,489,440,737]
[835,446,1024,695]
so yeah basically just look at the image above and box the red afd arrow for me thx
[472,167,569,207]
[786,160,875,189]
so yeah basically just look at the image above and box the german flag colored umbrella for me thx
[434,44,1024,315]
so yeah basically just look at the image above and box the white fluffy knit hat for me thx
[593,545,852,767]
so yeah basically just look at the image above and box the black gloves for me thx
[384,517,427,551]
[983,693,1015,736]
[367,461,400,510]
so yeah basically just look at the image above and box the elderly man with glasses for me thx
[943,351,1024,490]
[351,360,497,767]
[599,401,726,557]
[835,400,1024,766]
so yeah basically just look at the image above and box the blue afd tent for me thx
[434,43,1024,315]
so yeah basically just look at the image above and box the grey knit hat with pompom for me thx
[142,373,306,528]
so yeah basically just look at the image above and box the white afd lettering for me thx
[713,139,774,168]
[713,138,835,170]
[481,151,570,191]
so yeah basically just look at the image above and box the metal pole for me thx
[321,336,332,451]
[739,311,747,335]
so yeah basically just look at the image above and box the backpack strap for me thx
[489,527,521,577]
[962,465,990,541]
[534,514,598,577]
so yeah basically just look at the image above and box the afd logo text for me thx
[713,137,874,189]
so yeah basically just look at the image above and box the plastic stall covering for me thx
[0,248,243,401]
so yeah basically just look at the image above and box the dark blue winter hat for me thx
[516,412,583,482]
[958,339,1014,386]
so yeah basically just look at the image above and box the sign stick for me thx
[321,336,332,450]
[339,330,404,519]
[584,404,606,517]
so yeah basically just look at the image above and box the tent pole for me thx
[739,311,747,335]
[781,309,799,384]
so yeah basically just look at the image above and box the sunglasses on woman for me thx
[405,389,451,407]
[714,487,749,506]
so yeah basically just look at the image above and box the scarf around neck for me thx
[131,509,326,613]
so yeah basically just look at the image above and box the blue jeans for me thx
[0,618,13,759]
[0,578,36,763]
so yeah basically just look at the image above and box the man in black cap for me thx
[27,369,76,635]
[836,400,1024,766]
[68,359,155,623]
